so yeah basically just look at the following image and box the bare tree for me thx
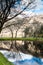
[0,0,15,32]
[0,0,36,32]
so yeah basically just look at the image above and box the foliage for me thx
[34,24,43,37]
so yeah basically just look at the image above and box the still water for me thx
[0,50,43,65]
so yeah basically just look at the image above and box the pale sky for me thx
[9,0,43,18]
[17,0,43,17]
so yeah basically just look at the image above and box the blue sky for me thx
[12,0,43,17]
[23,0,43,15]
[32,8,43,14]
[31,0,43,14]
[21,0,43,15]
[14,0,43,14]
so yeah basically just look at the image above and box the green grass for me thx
[0,52,14,65]
[0,37,43,41]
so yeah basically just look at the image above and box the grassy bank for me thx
[0,37,43,41]
[0,52,14,65]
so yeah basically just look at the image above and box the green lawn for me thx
[0,52,14,65]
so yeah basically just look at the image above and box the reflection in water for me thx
[0,50,43,65]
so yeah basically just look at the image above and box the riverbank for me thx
[0,52,14,65]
